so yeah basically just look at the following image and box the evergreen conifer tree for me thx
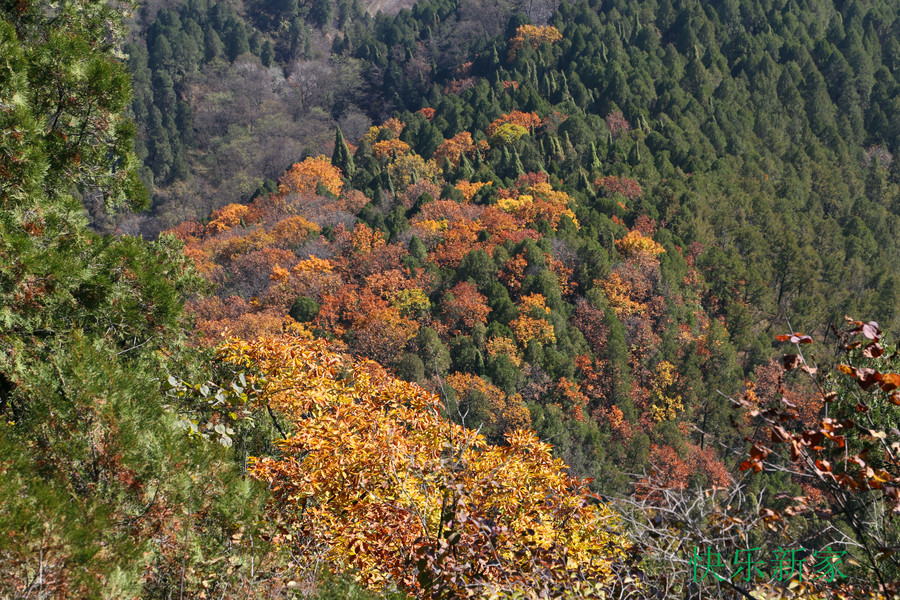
[332,126,355,178]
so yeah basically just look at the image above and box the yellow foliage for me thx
[508,25,562,58]
[413,218,448,233]
[649,361,683,422]
[497,193,533,214]
[512,315,556,346]
[485,336,523,368]
[386,152,441,190]
[218,335,628,594]
[511,24,563,45]
[487,111,543,137]
[455,180,487,201]
[490,122,529,145]
[597,272,647,317]
[615,230,666,257]
[389,287,431,317]
[362,117,406,144]
[520,293,551,316]
[495,183,579,230]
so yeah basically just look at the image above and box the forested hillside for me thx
[6,0,900,597]
[149,0,900,493]
[129,0,900,341]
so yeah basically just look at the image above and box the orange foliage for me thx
[546,253,576,296]
[373,138,411,161]
[554,377,589,422]
[441,281,491,334]
[455,180,487,202]
[168,220,205,244]
[399,180,442,210]
[270,215,319,247]
[687,443,730,488]
[339,189,371,214]
[508,25,563,58]
[188,296,286,345]
[382,117,405,137]
[278,156,344,197]
[431,220,482,268]
[206,228,276,262]
[432,132,488,167]
[500,251,529,296]
[263,256,343,309]
[636,444,691,500]
[207,203,251,234]
[350,222,387,255]
[598,404,633,440]
[414,199,483,224]
[292,255,334,273]
[480,206,535,245]
[595,175,643,200]
[315,284,418,364]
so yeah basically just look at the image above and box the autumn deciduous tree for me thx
[487,111,544,138]
[279,155,344,197]
[442,281,491,334]
[511,293,556,346]
[220,333,629,597]
[495,181,578,231]
[596,176,643,200]
[433,132,488,167]
[315,284,418,364]
[508,25,563,59]
[615,230,665,257]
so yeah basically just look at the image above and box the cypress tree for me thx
[331,127,355,179]
[628,142,641,165]
[589,142,601,170]
[511,147,525,176]
[456,152,475,181]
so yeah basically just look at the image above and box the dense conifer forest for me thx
[7,0,900,597]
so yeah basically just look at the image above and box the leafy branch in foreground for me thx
[731,319,900,598]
